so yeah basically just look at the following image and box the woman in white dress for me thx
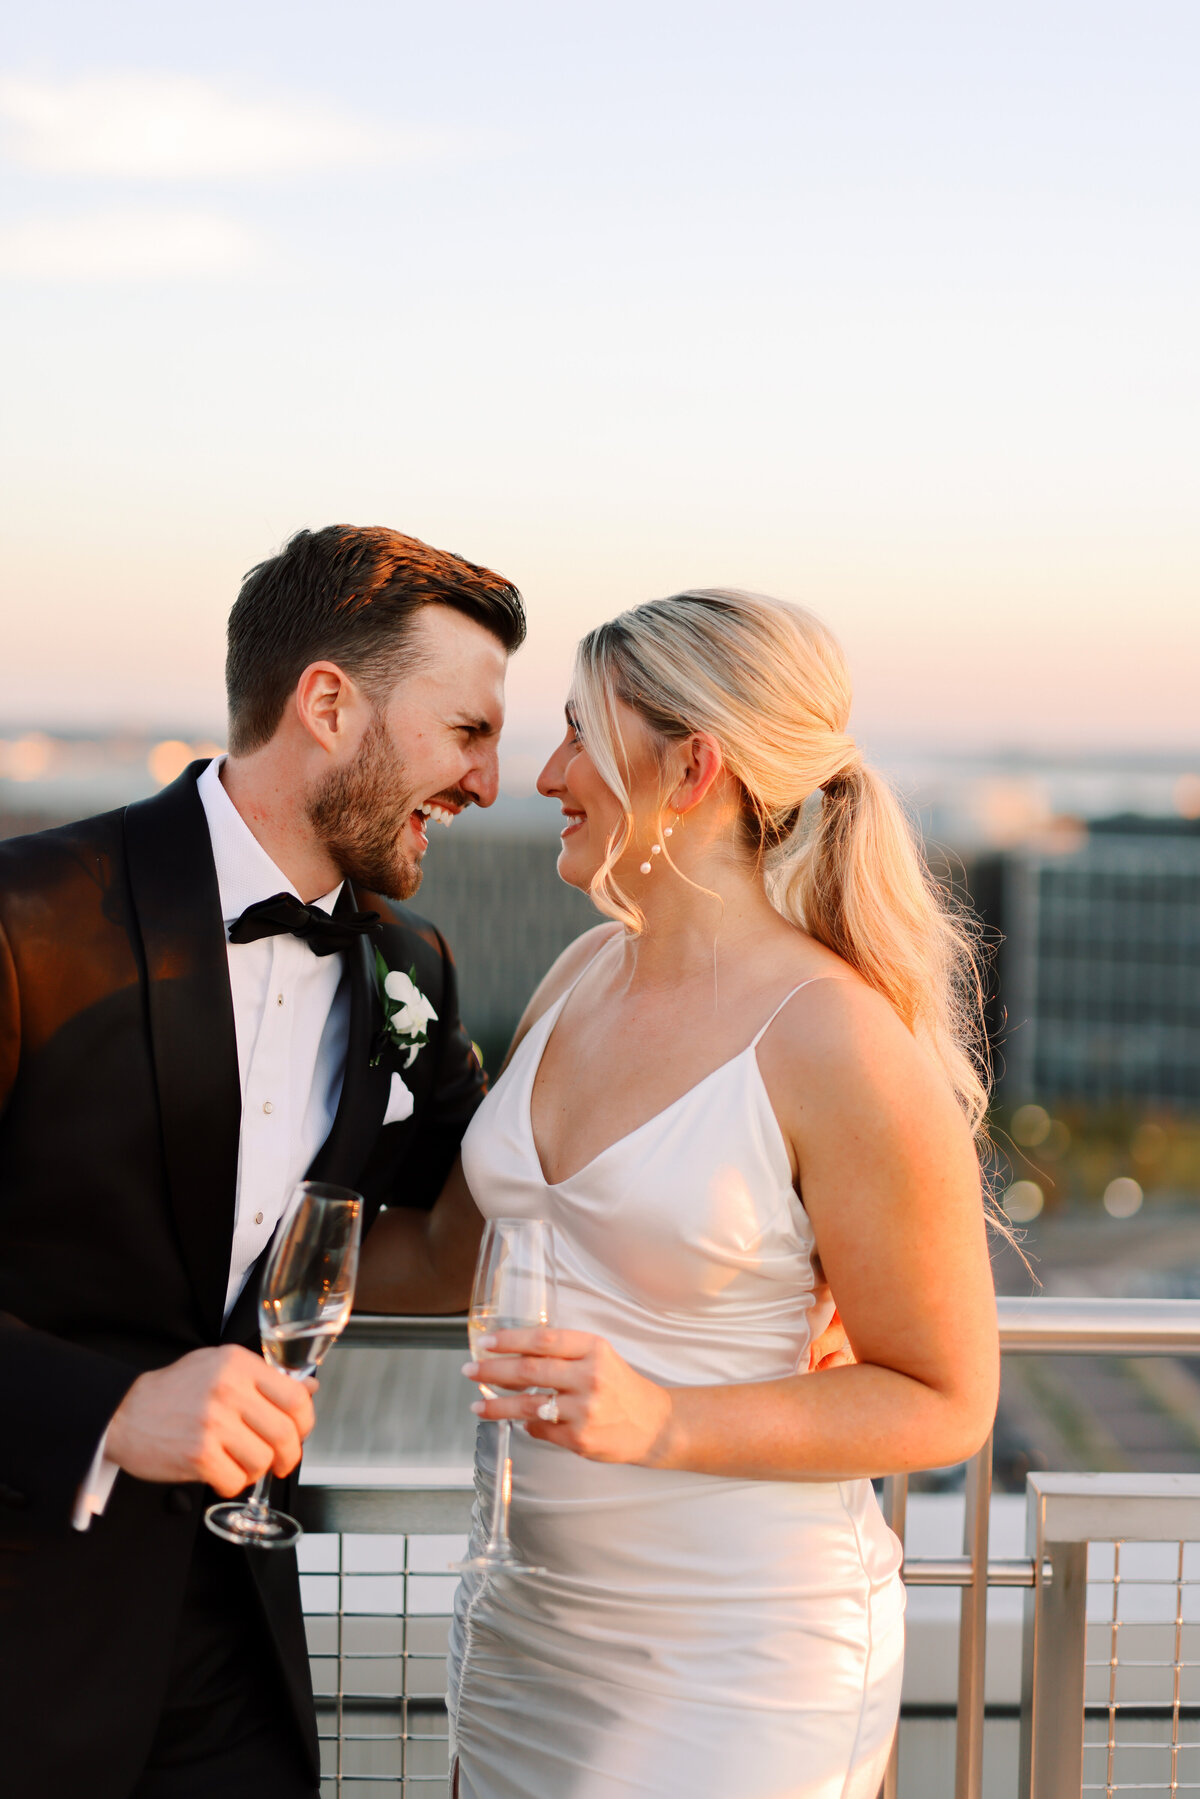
[445,589,999,1798]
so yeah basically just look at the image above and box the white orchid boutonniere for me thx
[372,951,438,1069]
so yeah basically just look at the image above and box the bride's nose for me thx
[537,740,569,797]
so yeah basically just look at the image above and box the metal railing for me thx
[308,1296,1200,1799]
[1019,1473,1200,1798]
[883,1297,1200,1799]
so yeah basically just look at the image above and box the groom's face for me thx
[306,605,508,900]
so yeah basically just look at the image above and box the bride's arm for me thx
[467,979,999,1479]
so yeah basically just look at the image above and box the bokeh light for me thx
[1102,1177,1144,1219]
[1040,1120,1071,1158]
[0,732,55,781]
[147,739,196,786]
[1011,1105,1052,1149]
[1174,774,1200,820]
[1003,1180,1044,1224]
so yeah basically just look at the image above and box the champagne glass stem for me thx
[484,1420,514,1556]
[246,1470,272,1518]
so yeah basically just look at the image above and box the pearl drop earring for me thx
[642,812,680,874]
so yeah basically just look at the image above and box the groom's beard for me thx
[306,713,424,901]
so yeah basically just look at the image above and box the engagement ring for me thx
[536,1395,560,1424]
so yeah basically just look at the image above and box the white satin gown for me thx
[447,979,905,1798]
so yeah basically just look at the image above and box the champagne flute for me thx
[206,1180,363,1550]
[455,1217,556,1575]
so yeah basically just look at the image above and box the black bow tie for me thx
[227,892,381,957]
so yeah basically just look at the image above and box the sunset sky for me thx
[2,2,1197,758]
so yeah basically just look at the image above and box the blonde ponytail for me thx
[573,589,992,1137]
[770,763,990,1134]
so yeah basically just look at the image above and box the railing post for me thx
[880,1474,909,1799]
[1018,1480,1087,1799]
[954,1435,992,1799]
[335,1525,345,1796]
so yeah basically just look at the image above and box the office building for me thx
[1001,821,1200,1107]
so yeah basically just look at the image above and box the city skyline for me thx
[4,722,1198,856]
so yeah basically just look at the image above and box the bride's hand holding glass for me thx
[465,1327,675,1468]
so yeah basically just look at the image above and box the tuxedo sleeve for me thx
[0,1315,137,1530]
[0,918,138,1531]
[398,926,486,1211]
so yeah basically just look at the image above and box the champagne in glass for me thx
[206,1180,363,1550]
[261,1316,345,1378]
[455,1217,555,1575]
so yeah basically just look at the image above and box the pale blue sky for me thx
[2,2,1197,753]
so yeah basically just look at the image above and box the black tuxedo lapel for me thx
[124,762,241,1341]
[305,901,390,1190]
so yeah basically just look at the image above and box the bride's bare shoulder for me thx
[759,969,975,1169]
[498,924,622,1071]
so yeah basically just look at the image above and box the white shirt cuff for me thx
[71,1429,120,1532]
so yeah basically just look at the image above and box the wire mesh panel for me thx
[294,1485,475,1798]
[1022,1476,1200,1799]
[300,1528,468,1797]
[1082,1538,1200,1795]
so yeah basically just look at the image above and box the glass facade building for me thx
[1003,826,1200,1107]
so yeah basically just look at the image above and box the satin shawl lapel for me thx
[305,891,390,1190]
[124,762,241,1341]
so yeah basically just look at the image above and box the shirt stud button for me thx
[276,994,284,1006]
[262,1100,274,1115]
[254,1211,264,1225]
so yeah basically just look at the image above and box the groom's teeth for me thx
[418,803,454,827]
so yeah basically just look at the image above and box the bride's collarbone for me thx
[542,974,815,1089]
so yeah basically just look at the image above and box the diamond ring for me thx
[535,1395,560,1424]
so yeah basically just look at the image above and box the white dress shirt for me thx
[73,756,352,1527]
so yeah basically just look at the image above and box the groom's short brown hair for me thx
[225,525,526,754]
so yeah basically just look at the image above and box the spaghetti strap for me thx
[749,977,847,1048]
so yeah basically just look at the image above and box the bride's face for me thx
[537,698,662,891]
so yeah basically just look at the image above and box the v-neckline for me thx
[526,987,760,1191]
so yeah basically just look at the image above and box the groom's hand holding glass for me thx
[106,1346,317,1494]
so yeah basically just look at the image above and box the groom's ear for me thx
[294,660,369,758]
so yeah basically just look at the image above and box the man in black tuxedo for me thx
[0,526,525,1798]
